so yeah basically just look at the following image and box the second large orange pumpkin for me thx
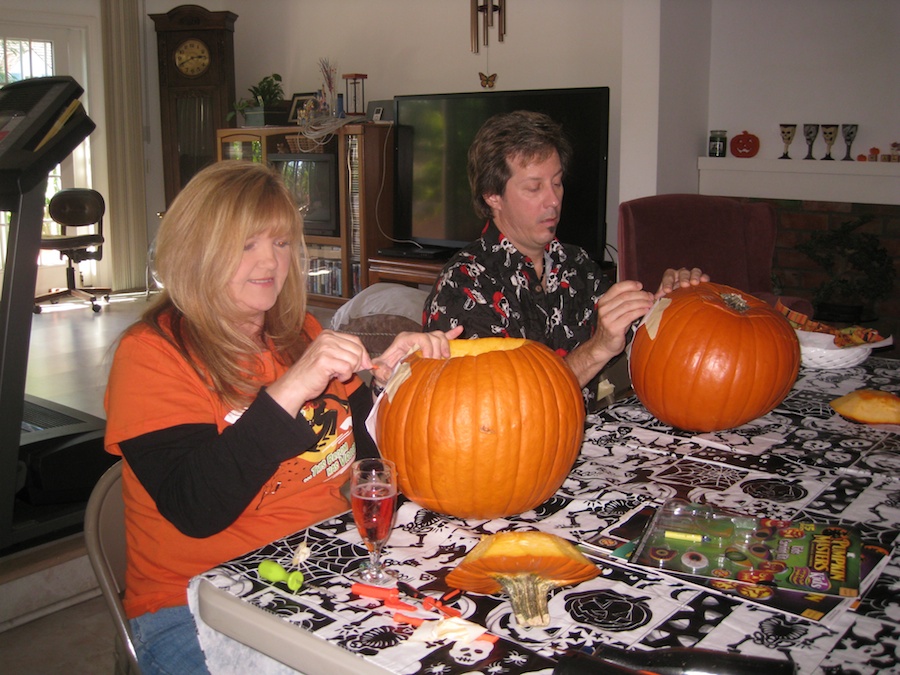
[629,282,800,432]
[375,338,585,519]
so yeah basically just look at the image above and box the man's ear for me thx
[484,193,501,212]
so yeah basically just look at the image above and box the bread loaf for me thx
[830,389,900,425]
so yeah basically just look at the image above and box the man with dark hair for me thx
[424,110,706,406]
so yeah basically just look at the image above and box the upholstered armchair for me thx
[617,193,814,317]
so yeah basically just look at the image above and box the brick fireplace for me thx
[748,198,898,358]
[698,158,899,359]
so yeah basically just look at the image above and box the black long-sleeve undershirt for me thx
[119,384,378,538]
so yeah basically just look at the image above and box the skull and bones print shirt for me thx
[423,221,613,404]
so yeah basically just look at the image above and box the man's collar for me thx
[483,220,562,261]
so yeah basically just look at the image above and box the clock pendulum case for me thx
[150,5,237,207]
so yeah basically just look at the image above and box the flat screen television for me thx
[392,87,609,261]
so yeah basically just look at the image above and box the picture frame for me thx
[288,92,318,124]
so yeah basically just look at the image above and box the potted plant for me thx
[227,73,287,126]
[796,216,896,323]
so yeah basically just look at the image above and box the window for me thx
[0,23,93,275]
[1,36,54,80]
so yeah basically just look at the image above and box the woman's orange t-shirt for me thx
[104,313,361,619]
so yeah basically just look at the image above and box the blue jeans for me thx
[130,605,209,675]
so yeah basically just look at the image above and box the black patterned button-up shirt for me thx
[423,222,613,402]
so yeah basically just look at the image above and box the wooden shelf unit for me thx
[216,124,394,306]
[367,256,446,288]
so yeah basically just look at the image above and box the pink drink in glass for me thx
[351,482,397,549]
[350,458,398,584]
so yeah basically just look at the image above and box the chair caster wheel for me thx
[33,305,42,314]
[92,303,102,313]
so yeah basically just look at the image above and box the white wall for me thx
[7,0,895,259]
[142,0,624,246]
[707,0,898,162]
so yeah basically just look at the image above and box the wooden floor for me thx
[25,294,337,418]
[26,293,148,419]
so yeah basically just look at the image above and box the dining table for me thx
[189,355,900,675]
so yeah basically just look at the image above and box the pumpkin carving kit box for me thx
[629,500,865,621]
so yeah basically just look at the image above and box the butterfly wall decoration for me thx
[479,72,497,89]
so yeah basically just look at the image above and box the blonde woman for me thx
[105,161,460,674]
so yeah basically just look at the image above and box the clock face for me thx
[174,38,210,77]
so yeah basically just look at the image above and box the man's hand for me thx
[565,280,653,387]
[655,267,708,298]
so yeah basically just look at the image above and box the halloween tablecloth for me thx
[191,357,900,674]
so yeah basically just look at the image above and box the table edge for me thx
[196,577,390,675]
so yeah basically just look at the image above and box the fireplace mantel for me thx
[698,157,900,206]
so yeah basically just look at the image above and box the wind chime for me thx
[470,0,506,88]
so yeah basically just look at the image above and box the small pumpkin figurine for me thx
[629,282,800,432]
[730,130,760,158]
[376,338,585,519]
[445,530,600,626]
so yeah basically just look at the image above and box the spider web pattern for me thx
[655,459,747,491]
[191,358,900,675]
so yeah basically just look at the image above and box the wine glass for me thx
[841,124,858,161]
[779,124,797,159]
[820,124,839,160]
[803,124,819,159]
[350,458,398,585]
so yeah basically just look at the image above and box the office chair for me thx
[617,193,814,316]
[34,188,111,314]
[84,461,142,675]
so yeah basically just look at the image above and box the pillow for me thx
[331,283,429,356]
[331,283,429,328]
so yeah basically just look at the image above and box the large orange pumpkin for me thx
[375,338,585,519]
[629,282,800,432]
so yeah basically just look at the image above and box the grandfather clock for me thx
[150,5,237,206]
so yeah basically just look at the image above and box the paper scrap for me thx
[408,616,488,645]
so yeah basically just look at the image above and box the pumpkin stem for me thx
[720,292,749,313]
[494,573,557,627]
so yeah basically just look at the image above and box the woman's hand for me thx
[655,267,708,298]
[266,330,372,416]
[371,326,464,388]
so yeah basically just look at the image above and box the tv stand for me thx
[367,255,449,288]
[376,245,452,260]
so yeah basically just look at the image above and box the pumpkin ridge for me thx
[500,348,524,514]
[449,362,471,509]
[420,359,447,512]
[657,302,708,422]
[746,315,777,421]
[532,346,578,508]
[483,349,512,515]
[418,359,450,511]
[709,312,744,429]
[524,346,555,510]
